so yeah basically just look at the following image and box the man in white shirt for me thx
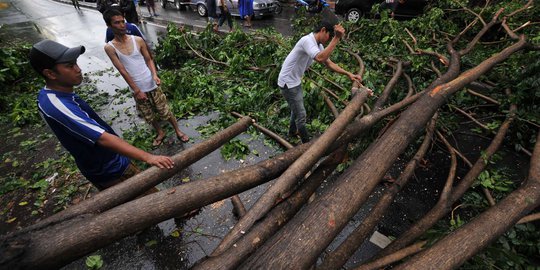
[277,21,362,143]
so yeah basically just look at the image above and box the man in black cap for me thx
[277,21,363,143]
[30,39,174,190]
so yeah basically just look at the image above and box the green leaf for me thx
[85,255,103,270]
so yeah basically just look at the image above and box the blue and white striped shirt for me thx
[37,88,130,185]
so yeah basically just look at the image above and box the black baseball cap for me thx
[29,40,85,73]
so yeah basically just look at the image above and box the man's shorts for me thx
[135,86,174,124]
[94,162,140,191]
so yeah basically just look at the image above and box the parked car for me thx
[161,0,189,10]
[162,0,279,18]
[335,0,427,22]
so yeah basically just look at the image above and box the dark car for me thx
[335,0,427,22]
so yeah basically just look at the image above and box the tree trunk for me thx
[22,116,253,234]
[212,89,371,255]
[317,114,437,270]
[0,142,311,269]
[193,147,347,270]
[238,37,528,270]
[394,132,540,269]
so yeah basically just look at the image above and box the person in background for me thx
[120,0,139,23]
[30,39,174,190]
[216,0,233,32]
[103,9,189,146]
[133,0,145,24]
[239,0,253,27]
[206,0,218,30]
[71,0,81,10]
[146,0,158,17]
[277,21,363,143]
[381,0,405,18]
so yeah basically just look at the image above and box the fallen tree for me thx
[238,7,535,268]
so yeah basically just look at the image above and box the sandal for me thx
[177,133,190,143]
[152,135,166,146]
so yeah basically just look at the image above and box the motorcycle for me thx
[295,0,328,13]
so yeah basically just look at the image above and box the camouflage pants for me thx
[135,86,174,124]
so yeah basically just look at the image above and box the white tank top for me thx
[108,36,157,93]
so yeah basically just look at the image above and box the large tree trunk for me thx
[317,114,437,270]
[212,89,371,255]
[0,142,312,269]
[193,147,347,270]
[239,37,528,270]
[395,131,540,269]
[22,116,253,234]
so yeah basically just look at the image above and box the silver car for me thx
[162,0,279,18]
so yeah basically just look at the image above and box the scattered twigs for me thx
[318,114,437,270]
[308,78,348,106]
[466,89,500,105]
[403,73,414,98]
[352,241,428,270]
[517,212,540,224]
[231,112,293,150]
[403,39,450,66]
[183,32,265,72]
[449,104,489,130]
[404,28,417,46]
[231,195,247,217]
[459,8,505,56]
[321,91,340,118]
[435,131,457,204]
[345,49,366,79]
[430,61,442,78]
[183,33,228,66]
[309,68,348,93]
[373,61,403,110]
[449,145,496,206]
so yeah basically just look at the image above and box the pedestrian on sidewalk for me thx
[239,0,253,27]
[29,39,175,191]
[216,0,233,32]
[146,0,158,17]
[206,0,218,30]
[71,0,81,10]
[277,21,363,143]
[120,0,139,23]
[133,0,145,23]
[103,9,189,146]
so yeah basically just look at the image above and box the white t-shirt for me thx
[277,33,324,88]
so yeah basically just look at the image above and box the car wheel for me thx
[346,8,362,23]
[161,0,167,8]
[197,4,207,16]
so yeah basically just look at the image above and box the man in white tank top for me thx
[103,9,189,146]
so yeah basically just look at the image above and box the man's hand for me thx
[153,75,161,86]
[146,154,175,169]
[334,24,346,39]
[134,91,148,101]
[348,73,363,83]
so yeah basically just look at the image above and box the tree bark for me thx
[317,114,437,270]
[21,116,253,234]
[212,88,371,256]
[238,37,528,270]
[193,147,347,270]
[0,142,312,269]
[394,131,540,270]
